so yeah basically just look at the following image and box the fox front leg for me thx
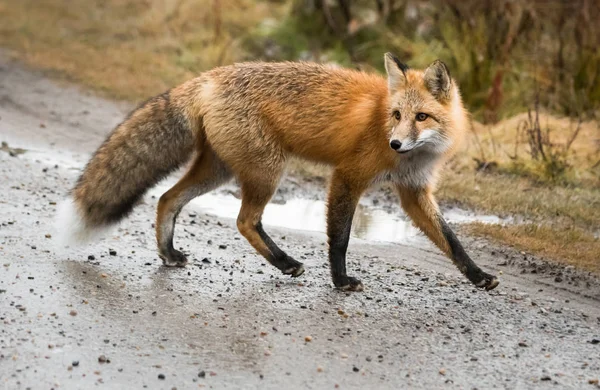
[326,170,368,291]
[397,185,499,290]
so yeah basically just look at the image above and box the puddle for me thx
[10,143,505,245]
[152,185,504,245]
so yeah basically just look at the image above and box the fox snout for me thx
[389,137,415,153]
[390,130,450,155]
[389,139,413,153]
[389,139,402,151]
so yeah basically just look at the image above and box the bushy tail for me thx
[56,91,199,245]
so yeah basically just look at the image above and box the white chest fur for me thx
[375,150,440,189]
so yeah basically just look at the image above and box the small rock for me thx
[439,368,446,375]
[198,371,206,378]
[109,249,117,256]
[304,336,312,342]
[540,376,551,381]
[72,360,79,367]
[590,339,599,345]
[158,374,165,380]
[88,255,95,260]
[588,379,599,385]
[98,355,108,363]
[218,244,227,249]
[69,310,77,316]
[518,341,528,347]
[352,366,359,372]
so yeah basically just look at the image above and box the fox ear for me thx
[384,52,408,91]
[424,60,452,102]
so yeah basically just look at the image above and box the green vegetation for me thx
[247,0,600,121]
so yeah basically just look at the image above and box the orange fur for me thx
[60,54,498,291]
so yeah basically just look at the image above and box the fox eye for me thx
[416,113,429,121]
[393,110,401,120]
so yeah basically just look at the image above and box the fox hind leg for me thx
[236,177,305,277]
[156,148,232,266]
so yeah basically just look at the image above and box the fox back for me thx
[185,58,468,186]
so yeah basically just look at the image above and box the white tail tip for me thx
[54,197,110,247]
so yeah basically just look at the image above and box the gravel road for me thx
[1,53,599,389]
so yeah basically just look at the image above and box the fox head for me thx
[383,53,467,157]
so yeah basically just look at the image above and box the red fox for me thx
[57,53,499,292]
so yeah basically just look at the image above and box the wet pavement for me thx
[1,53,600,389]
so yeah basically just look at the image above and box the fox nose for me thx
[390,139,402,151]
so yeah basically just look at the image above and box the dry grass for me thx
[440,116,599,272]
[0,0,284,100]
[439,163,600,230]
[468,113,600,186]
[466,223,600,274]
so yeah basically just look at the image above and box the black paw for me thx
[281,256,305,278]
[159,248,188,267]
[472,271,499,291]
[334,276,364,292]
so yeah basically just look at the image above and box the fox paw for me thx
[159,249,188,267]
[334,276,364,292]
[281,256,305,277]
[473,272,499,291]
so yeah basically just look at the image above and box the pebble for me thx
[158,374,165,380]
[109,249,117,256]
[352,366,359,372]
[439,368,446,375]
[98,355,109,363]
[305,336,312,342]
[72,360,79,367]
[198,371,206,378]
[69,310,77,316]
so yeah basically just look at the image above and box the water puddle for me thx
[152,186,504,245]
[10,143,504,246]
